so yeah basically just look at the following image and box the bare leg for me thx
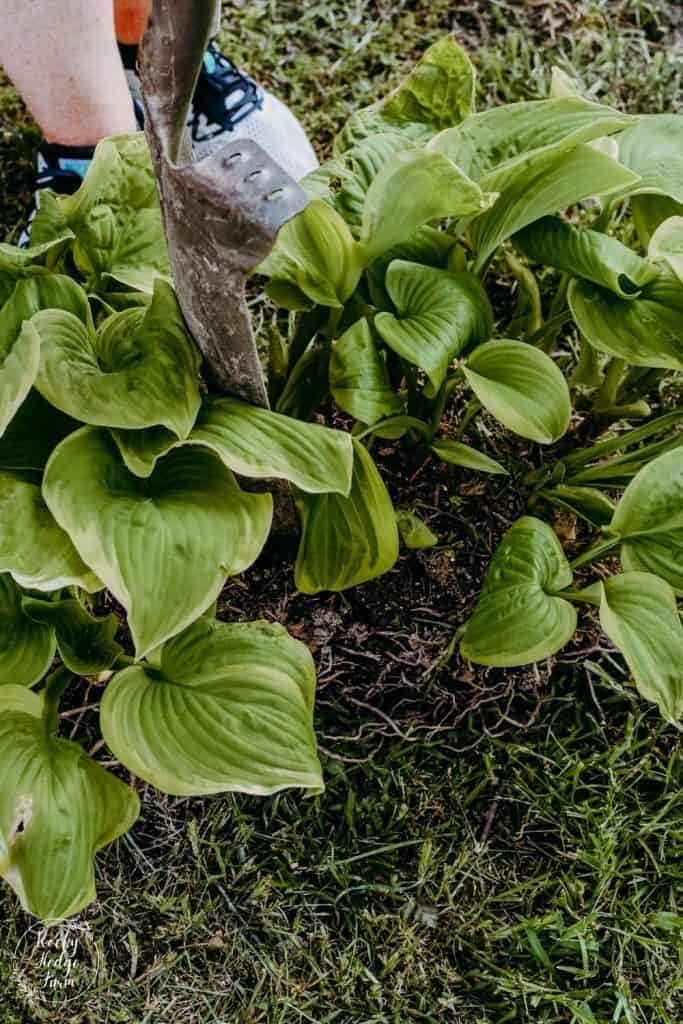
[0,0,137,144]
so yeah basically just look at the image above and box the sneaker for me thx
[124,40,319,180]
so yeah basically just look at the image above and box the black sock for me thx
[118,42,139,71]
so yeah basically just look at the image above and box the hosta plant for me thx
[2,35,683,923]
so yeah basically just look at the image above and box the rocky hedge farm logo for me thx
[13,920,101,1005]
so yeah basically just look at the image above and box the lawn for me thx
[1,2,683,1022]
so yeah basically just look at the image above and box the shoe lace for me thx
[189,42,263,140]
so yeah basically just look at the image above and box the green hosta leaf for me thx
[380,36,475,130]
[468,144,639,271]
[568,272,683,370]
[275,347,329,421]
[599,572,683,723]
[359,150,495,262]
[375,261,493,395]
[431,440,507,475]
[461,516,576,666]
[332,134,418,235]
[295,439,399,593]
[430,97,632,181]
[611,115,683,206]
[515,216,659,298]
[330,318,404,425]
[0,702,139,920]
[0,685,44,717]
[100,208,170,294]
[542,484,615,528]
[649,216,683,284]
[631,195,683,249]
[0,391,77,472]
[367,226,454,309]
[112,396,354,492]
[0,471,101,592]
[359,415,432,440]
[259,199,362,308]
[333,37,475,154]
[463,341,571,444]
[22,597,122,676]
[608,446,683,593]
[34,278,201,434]
[189,397,353,495]
[44,428,273,657]
[395,510,438,549]
[0,233,74,277]
[0,275,89,438]
[0,576,55,688]
[101,616,322,796]
[334,108,432,156]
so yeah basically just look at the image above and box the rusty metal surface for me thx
[139,0,309,406]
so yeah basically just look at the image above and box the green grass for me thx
[1,2,683,1022]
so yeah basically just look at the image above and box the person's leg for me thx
[0,0,136,145]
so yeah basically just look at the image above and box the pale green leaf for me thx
[34,278,201,435]
[609,446,683,593]
[295,439,399,593]
[367,225,454,309]
[463,340,571,444]
[101,616,322,796]
[259,198,362,308]
[0,575,55,688]
[0,471,101,592]
[330,318,404,424]
[515,215,659,298]
[461,516,576,666]
[611,114,683,205]
[649,216,683,284]
[468,144,640,271]
[43,428,273,657]
[375,261,493,395]
[359,150,495,262]
[380,36,475,130]
[541,484,615,528]
[334,108,432,156]
[0,685,44,717]
[599,572,683,723]
[431,439,507,475]
[331,134,418,235]
[568,271,683,370]
[430,97,632,181]
[0,709,139,920]
[395,510,438,549]
[0,275,90,437]
[22,597,122,676]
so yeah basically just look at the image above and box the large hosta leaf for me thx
[330,318,404,424]
[599,572,683,723]
[112,395,354,491]
[608,447,683,592]
[430,97,632,181]
[333,37,475,154]
[22,596,122,676]
[331,134,418,235]
[101,616,322,796]
[468,144,639,271]
[43,428,273,657]
[0,471,101,592]
[460,516,576,666]
[367,226,454,309]
[568,271,683,370]
[34,278,201,434]
[0,697,139,920]
[0,276,89,437]
[0,575,55,688]
[515,215,659,298]
[0,233,73,277]
[295,439,399,593]
[463,340,571,444]
[0,390,77,472]
[359,150,495,262]
[259,199,362,308]
[375,261,492,395]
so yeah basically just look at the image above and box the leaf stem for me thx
[569,535,622,571]
[44,666,74,734]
